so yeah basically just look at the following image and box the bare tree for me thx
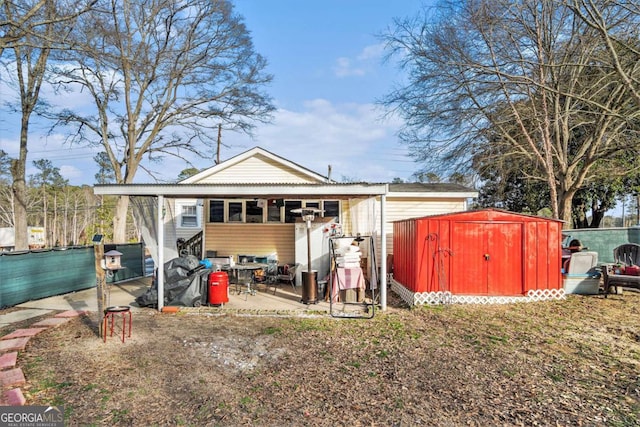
[29,158,67,246]
[0,0,96,57]
[382,0,640,224]
[1,0,95,250]
[2,1,54,250]
[1,145,98,243]
[568,0,640,107]
[49,0,274,242]
[0,150,14,227]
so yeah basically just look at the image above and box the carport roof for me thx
[93,182,389,198]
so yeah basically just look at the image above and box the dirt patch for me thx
[13,292,640,426]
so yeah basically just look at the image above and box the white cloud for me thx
[3,82,415,185]
[357,43,385,61]
[333,57,366,78]
[0,60,98,112]
[59,164,86,182]
[332,43,386,78]
[194,98,413,183]
[0,135,19,154]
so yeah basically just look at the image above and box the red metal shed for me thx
[392,209,563,300]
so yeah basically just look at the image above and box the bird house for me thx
[104,250,123,270]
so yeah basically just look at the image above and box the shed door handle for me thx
[484,253,490,261]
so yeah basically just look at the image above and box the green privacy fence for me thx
[103,243,147,283]
[563,227,640,264]
[0,243,147,308]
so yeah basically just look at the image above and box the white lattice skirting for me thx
[390,278,566,306]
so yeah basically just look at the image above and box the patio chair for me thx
[563,251,600,295]
[613,243,640,266]
[260,259,279,293]
[565,251,598,275]
[602,243,640,296]
[275,263,298,294]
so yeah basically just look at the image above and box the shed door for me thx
[452,222,523,295]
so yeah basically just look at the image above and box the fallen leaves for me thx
[12,292,640,426]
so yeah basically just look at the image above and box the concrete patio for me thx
[7,276,378,322]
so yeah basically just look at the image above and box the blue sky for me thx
[226,0,430,183]
[0,1,430,185]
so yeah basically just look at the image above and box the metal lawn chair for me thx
[274,263,298,294]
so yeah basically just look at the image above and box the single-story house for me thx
[94,146,478,311]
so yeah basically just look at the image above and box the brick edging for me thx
[0,310,89,406]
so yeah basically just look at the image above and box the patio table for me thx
[229,263,268,298]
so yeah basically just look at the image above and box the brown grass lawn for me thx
[7,291,640,426]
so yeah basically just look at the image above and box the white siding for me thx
[196,154,320,184]
[383,197,467,254]
[204,223,295,264]
[173,199,203,241]
[342,196,468,272]
[362,197,468,270]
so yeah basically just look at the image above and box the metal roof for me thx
[93,182,389,198]
[388,182,476,193]
[387,182,478,199]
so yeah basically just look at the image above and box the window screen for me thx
[181,205,198,227]
[229,202,243,222]
[323,200,339,218]
[246,200,263,223]
[285,200,302,223]
[267,200,281,222]
[209,200,224,223]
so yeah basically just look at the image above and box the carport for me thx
[93,183,390,311]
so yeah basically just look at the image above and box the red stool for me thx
[103,306,132,343]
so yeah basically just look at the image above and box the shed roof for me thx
[391,208,563,223]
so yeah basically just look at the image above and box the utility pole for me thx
[216,124,222,164]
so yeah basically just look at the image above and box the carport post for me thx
[380,193,387,311]
[157,195,164,311]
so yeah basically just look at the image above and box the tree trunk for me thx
[11,119,29,251]
[558,190,574,229]
[43,188,49,247]
[590,209,605,228]
[11,178,28,250]
[63,192,68,245]
[53,192,58,246]
[73,198,78,245]
[112,195,130,243]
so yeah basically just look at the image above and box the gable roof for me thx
[180,147,331,184]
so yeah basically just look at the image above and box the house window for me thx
[206,199,335,224]
[229,202,243,222]
[285,200,302,223]
[181,205,198,227]
[323,200,339,218]
[267,200,282,222]
[177,202,199,228]
[209,200,224,223]
[246,200,264,223]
